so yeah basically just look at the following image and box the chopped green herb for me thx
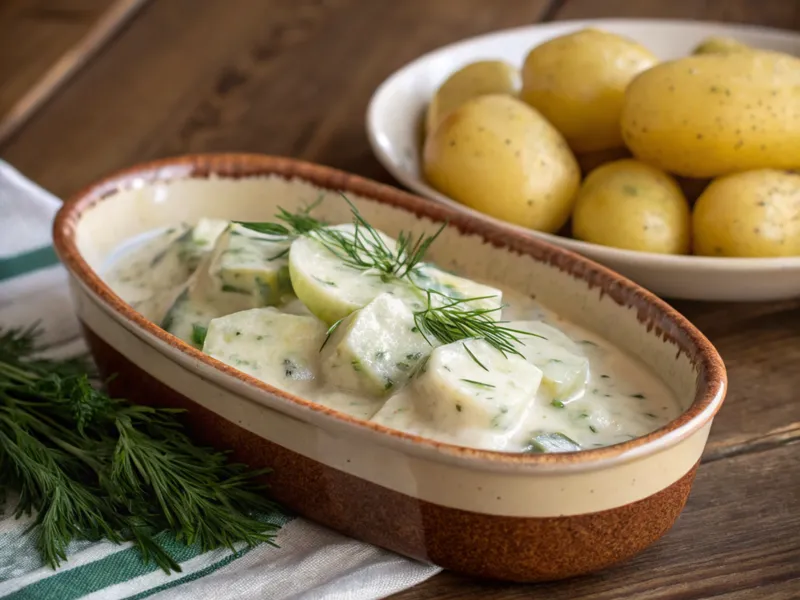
[312,275,337,287]
[463,342,488,371]
[384,379,394,391]
[319,317,345,351]
[222,284,251,295]
[351,359,362,372]
[631,393,646,399]
[149,248,169,267]
[551,399,565,408]
[455,403,463,412]
[374,350,387,360]
[191,324,208,347]
[460,379,495,389]
[405,352,422,361]
[396,362,411,371]
[524,432,581,453]
[589,425,598,433]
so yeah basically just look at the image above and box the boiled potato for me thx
[621,51,800,178]
[425,60,520,134]
[423,94,580,233]
[572,159,690,254]
[693,169,800,257]
[693,36,751,55]
[520,28,658,153]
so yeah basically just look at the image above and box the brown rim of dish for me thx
[53,153,727,471]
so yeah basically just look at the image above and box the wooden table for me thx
[2,1,798,598]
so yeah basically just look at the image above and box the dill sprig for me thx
[236,196,326,239]
[413,290,543,358]
[310,196,446,281]
[0,325,283,574]
[237,194,445,281]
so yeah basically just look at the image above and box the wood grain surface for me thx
[0,0,798,598]
[0,0,114,120]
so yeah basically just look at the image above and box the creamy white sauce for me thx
[103,221,682,453]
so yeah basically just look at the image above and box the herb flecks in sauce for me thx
[104,196,683,454]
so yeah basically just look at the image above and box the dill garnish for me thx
[460,379,495,389]
[0,325,282,574]
[236,196,325,239]
[308,196,446,281]
[412,290,543,360]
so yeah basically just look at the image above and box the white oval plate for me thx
[366,19,800,302]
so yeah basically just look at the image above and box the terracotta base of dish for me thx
[85,324,697,582]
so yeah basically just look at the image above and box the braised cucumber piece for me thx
[176,218,230,271]
[404,338,542,434]
[206,224,294,307]
[203,307,327,394]
[511,320,589,403]
[289,224,425,324]
[161,224,294,346]
[320,293,434,396]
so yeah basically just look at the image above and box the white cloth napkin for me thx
[0,160,441,600]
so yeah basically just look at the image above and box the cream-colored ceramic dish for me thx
[54,154,726,581]
[366,19,800,302]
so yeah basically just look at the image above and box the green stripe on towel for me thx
[0,246,60,282]
[3,512,291,600]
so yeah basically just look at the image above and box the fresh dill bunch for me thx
[412,289,543,360]
[0,324,283,574]
[309,195,446,281]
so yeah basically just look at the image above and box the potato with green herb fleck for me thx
[425,60,520,135]
[692,169,800,257]
[520,28,658,153]
[621,51,800,178]
[692,36,751,56]
[572,159,691,254]
[423,94,580,233]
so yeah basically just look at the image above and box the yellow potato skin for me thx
[521,28,658,153]
[692,169,800,257]
[621,51,800,178]
[423,94,580,233]
[572,159,691,254]
[692,36,751,55]
[425,60,520,135]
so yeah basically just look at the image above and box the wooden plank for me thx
[554,0,800,29]
[0,0,149,145]
[0,0,552,197]
[673,297,800,450]
[0,0,113,124]
[391,442,800,599]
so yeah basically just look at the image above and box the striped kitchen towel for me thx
[0,160,440,600]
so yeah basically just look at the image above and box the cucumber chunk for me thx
[404,338,543,434]
[511,320,590,403]
[320,293,434,396]
[203,307,327,394]
[288,224,425,324]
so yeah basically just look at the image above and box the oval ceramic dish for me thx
[54,154,727,582]
[366,19,800,302]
